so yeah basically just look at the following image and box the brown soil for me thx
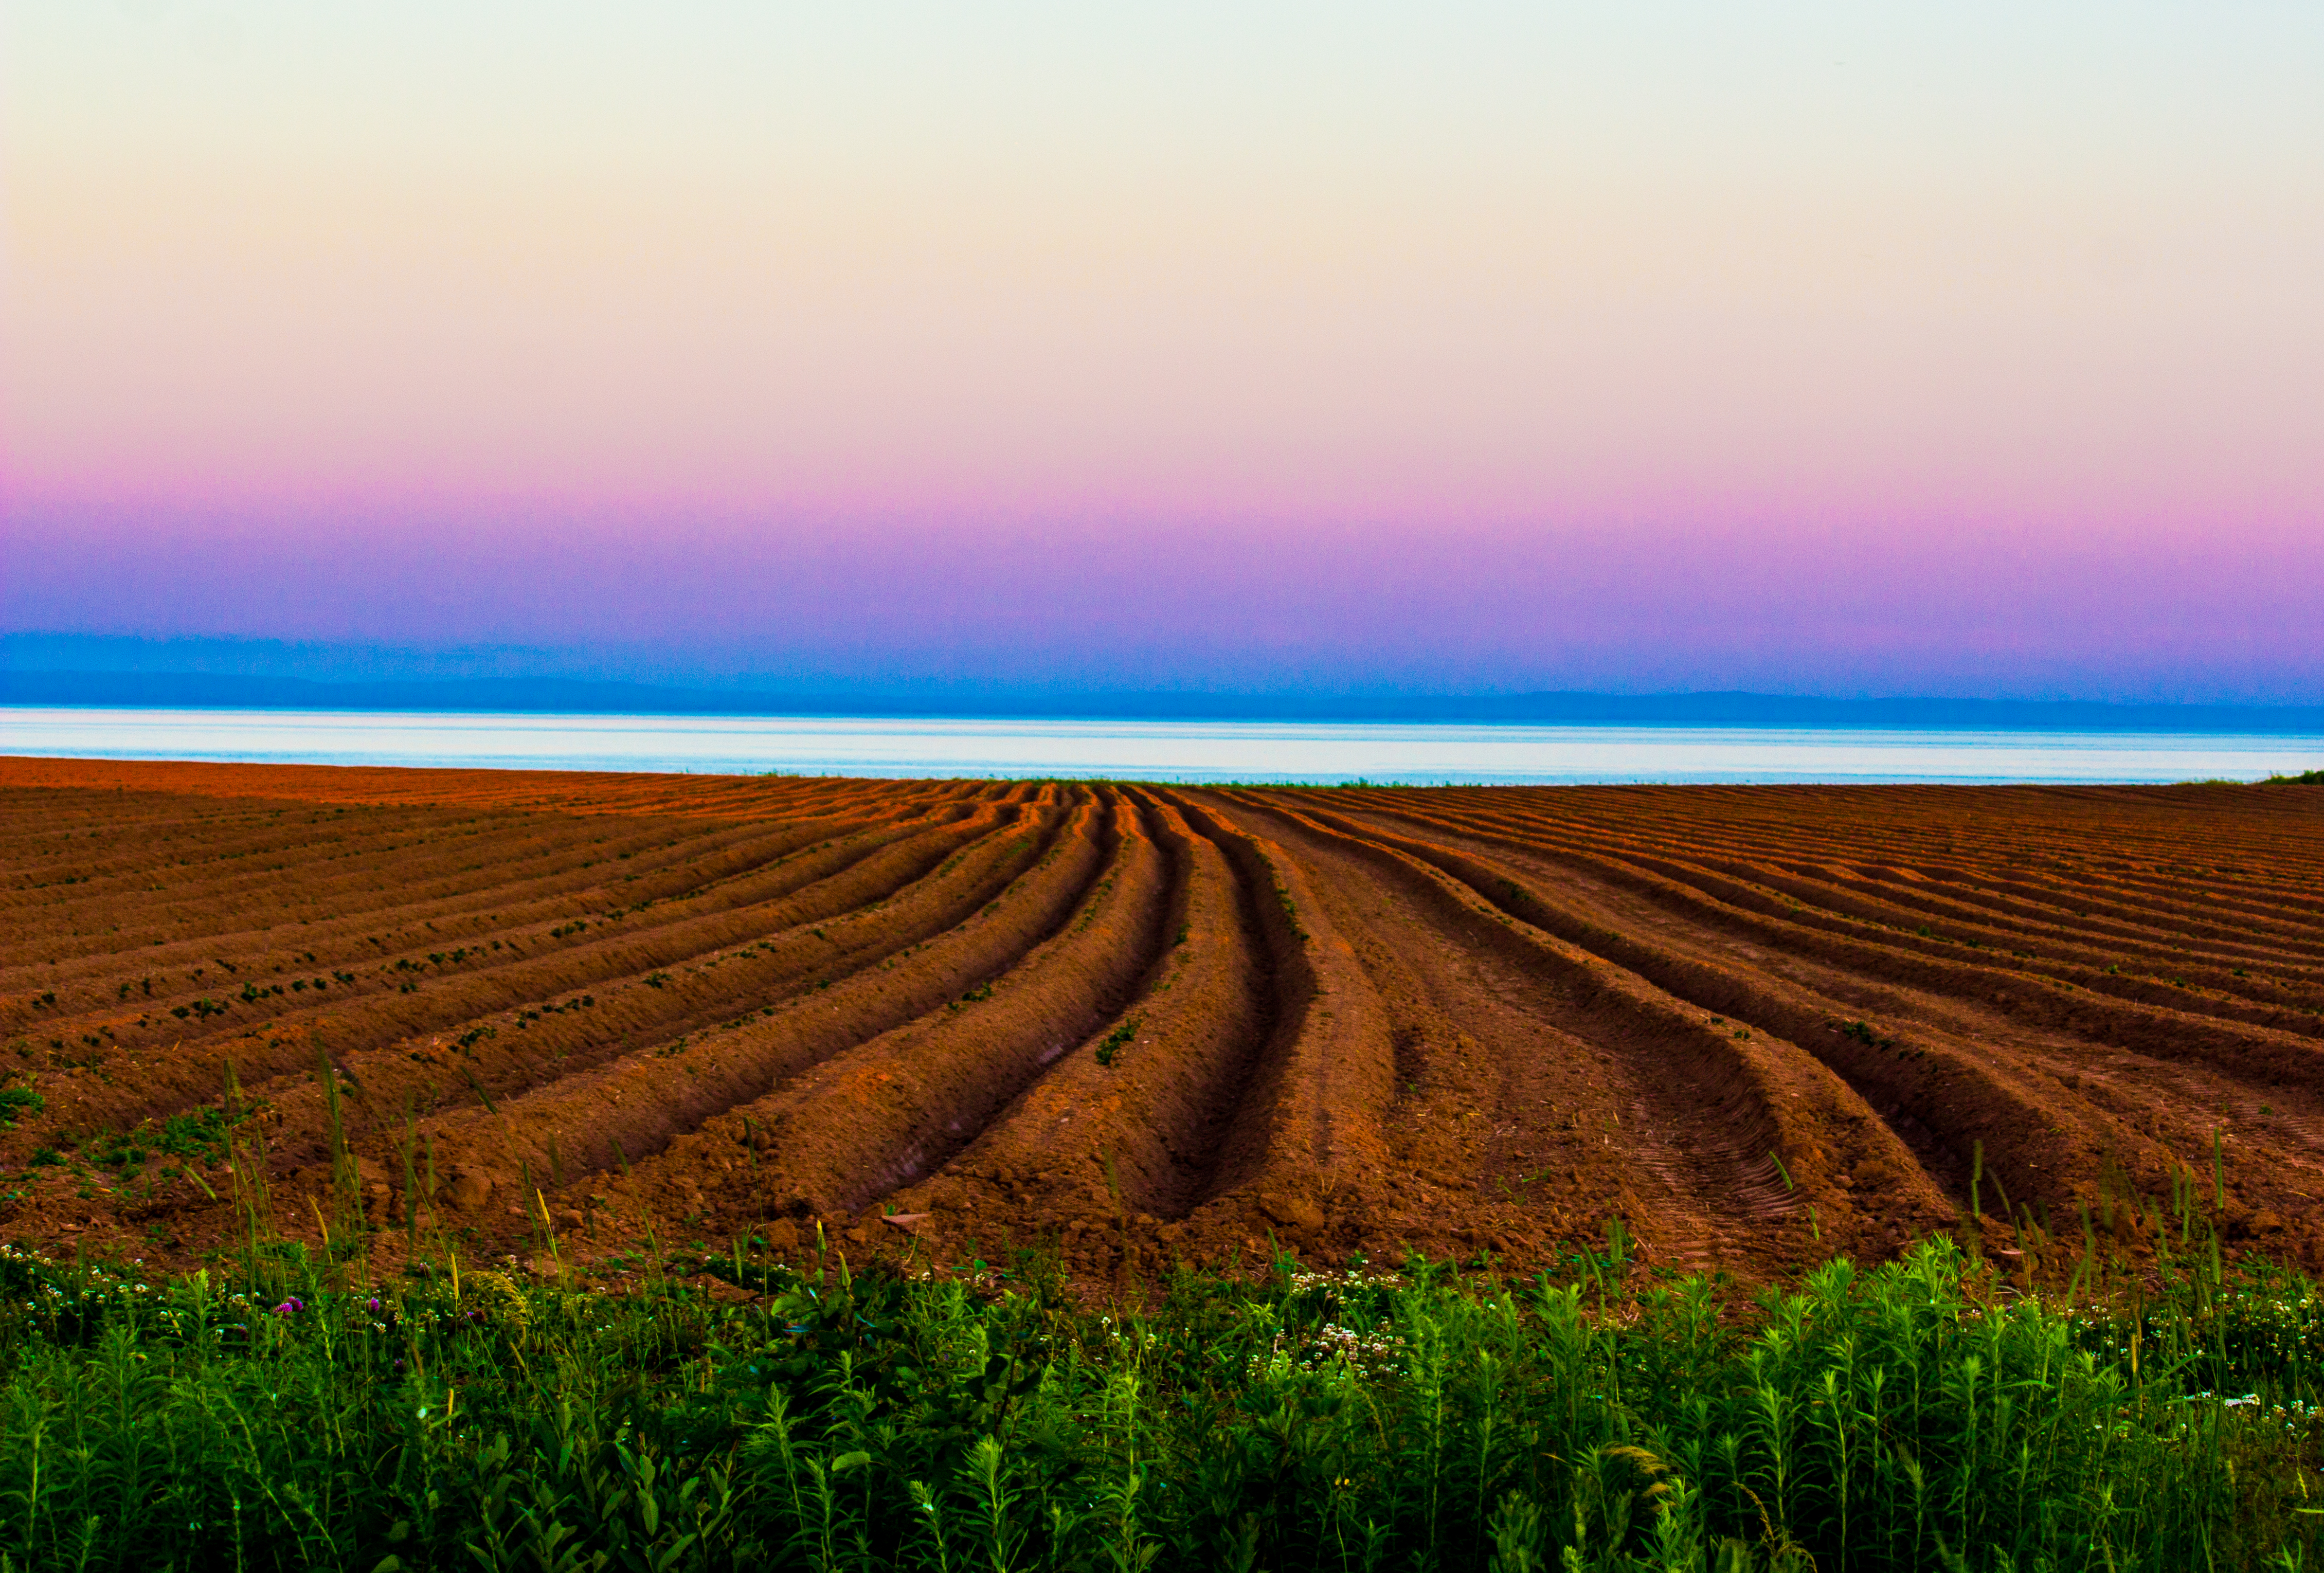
[4,760,2320,1285]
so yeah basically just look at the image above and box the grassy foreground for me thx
[1,1236,2320,1572]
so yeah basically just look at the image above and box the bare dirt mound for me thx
[4,758,2319,1283]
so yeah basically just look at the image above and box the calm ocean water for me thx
[4,707,2321,784]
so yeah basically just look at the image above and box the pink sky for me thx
[5,4,2321,699]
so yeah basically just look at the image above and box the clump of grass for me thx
[1839,1019,1899,1051]
[0,1077,42,1129]
[1094,1016,1141,1067]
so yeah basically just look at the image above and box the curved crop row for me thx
[3,760,2319,1282]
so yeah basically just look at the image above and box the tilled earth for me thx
[3,758,2320,1283]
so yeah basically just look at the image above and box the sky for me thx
[5,3,2321,702]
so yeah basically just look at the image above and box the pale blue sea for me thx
[4,707,2321,784]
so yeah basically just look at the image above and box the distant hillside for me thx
[6,670,2324,733]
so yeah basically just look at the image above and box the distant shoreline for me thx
[5,705,2319,785]
[6,672,2324,735]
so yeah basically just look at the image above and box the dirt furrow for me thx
[0,800,799,946]
[1350,797,2324,1026]
[1212,793,1949,1271]
[9,761,2321,1280]
[1322,799,2324,1226]
[1342,799,2324,1083]
[391,792,1116,1221]
[908,790,1279,1235]
[10,801,1047,1144]
[1755,858,2324,962]
[663,790,1174,1228]
[1726,860,2324,997]
[3,806,912,1025]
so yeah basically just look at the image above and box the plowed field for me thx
[4,757,2321,1282]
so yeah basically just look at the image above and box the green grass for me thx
[0,1233,2318,1571]
[1095,1016,1141,1066]
[0,1083,43,1130]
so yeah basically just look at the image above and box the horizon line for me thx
[7,670,2324,734]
